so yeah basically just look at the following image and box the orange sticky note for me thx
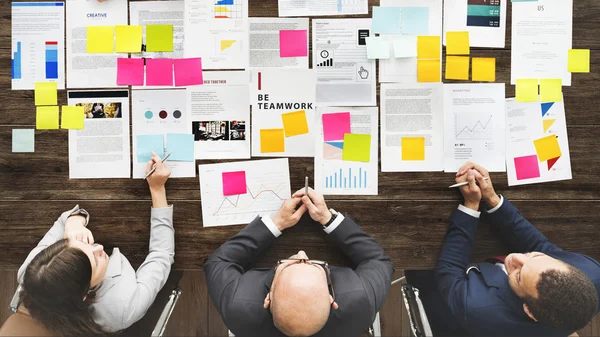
[534,135,561,162]
[472,58,496,82]
[417,36,440,59]
[418,59,441,83]
[445,56,470,81]
[539,79,563,103]
[446,31,470,55]
[402,137,425,161]
[281,110,309,137]
[260,129,285,153]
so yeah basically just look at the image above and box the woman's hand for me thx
[64,216,94,244]
[146,152,171,208]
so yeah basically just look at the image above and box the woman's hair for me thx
[20,239,106,336]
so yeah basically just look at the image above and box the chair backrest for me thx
[401,284,433,337]
[0,308,54,337]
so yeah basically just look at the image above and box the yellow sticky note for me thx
[86,26,114,53]
[260,129,285,153]
[445,56,470,81]
[281,110,309,137]
[472,58,496,82]
[417,36,440,59]
[34,82,57,106]
[568,49,590,73]
[417,59,441,83]
[402,137,425,161]
[342,134,371,162]
[446,31,470,55]
[146,24,174,52]
[36,106,59,130]
[540,79,563,102]
[116,25,143,53]
[534,135,562,162]
[516,79,539,102]
[543,119,556,133]
[61,106,85,130]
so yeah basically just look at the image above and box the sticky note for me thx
[472,58,496,82]
[543,119,556,133]
[342,134,371,162]
[366,37,391,60]
[61,106,85,130]
[117,58,145,86]
[146,58,173,86]
[514,155,541,180]
[533,135,562,162]
[568,49,590,73]
[174,58,203,86]
[402,137,425,161]
[222,171,247,196]
[279,30,308,58]
[34,82,57,106]
[12,129,35,153]
[166,133,194,162]
[137,134,164,163]
[36,106,59,130]
[401,7,429,35]
[445,56,470,81]
[323,112,351,142]
[417,36,440,59]
[146,24,174,52]
[116,25,143,53]
[86,26,114,53]
[372,6,402,34]
[260,129,285,153]
[539,79,563,102]
[446,32,470,55]
[417,59,441,83]
[281,110,309,137]
[392,36,417,58]
[516,79,538,102]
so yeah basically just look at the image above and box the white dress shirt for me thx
[261,213,346,237]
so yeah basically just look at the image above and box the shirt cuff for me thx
[457,204,481,218]
[486,195,504,213]
[323,213,345,234]
[261,215,282,238]
[68,205,90,227]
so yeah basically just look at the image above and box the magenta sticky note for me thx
[173,58,203,86]
[222,171,247,196]
[117,58,145,86]
[514,155,541,180]
[280,30,308,58]
[322,112,351,142]
[146,58,173,86]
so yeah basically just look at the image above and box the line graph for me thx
[212,183,286,216]
[455,112,493,140]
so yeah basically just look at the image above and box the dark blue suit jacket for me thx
[435,199,600,337]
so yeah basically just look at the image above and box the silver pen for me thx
[144,152,172,180]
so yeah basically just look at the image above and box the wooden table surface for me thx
[0,0,599,270]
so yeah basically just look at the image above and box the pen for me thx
[144,152,172,180]
[305,176,309,196]
[448,177,489,189]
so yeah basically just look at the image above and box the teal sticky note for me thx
[366,37,391,59]
[137,134,164,163]
[401,7,429,35]
[372,6,402,34]
[166,133,195,162]
[12,129,35,153]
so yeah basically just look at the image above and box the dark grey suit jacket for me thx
[205,215,394,337]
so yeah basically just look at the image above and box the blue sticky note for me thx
[137,134,164,163]
[401,7,429,35]
[12,129,35,153]
[372,6,402,35]
[366,37,391,59]
[166,133,194,162]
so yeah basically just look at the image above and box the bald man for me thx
[205,188,393,337]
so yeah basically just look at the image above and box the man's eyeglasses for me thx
[274,258,335,301]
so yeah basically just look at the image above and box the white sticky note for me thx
[366,36,391,60]
[392,36,417,58]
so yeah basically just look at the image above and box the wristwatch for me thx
[322,208,338,229]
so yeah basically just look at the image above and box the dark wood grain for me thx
[0,270,17,326]
[164,271,210,337]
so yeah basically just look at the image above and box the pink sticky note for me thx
[280,30,308,58]
[514,155,541,180]
[146,58,173,86]
[222,171,247,196]
[174,58,203,86]
[117,58,144,86]
[322,112,351,142]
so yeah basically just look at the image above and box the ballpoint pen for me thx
[449,177,489,188]
[144,152,172,180]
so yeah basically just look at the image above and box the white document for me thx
[443,0,507,48]
[11,2,65,90]
[278,0,368,17]
[199,159,291,227]
[184,0,249,70]
[443,84,506,172]
[189,71,250,159]
[67,90,131,179]
[66,0,127,89]
[251,69,316,157]
[132,89,195,179]
[506,98,571,186]
[511,0,572,85]
[315,107,378,195]
[313,19,376,106]
[381,83,444,172]
[249,18,309,69]
[378,0,443,83]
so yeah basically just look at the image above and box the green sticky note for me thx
[342,134,371,162]
[61,106,85,130]
[36,106,59,130]
[12,129,35,153]
[146,24,174,52]
[87,26,114,53]
[34,82,57,106]
[116,25,143,53]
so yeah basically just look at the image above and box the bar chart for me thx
[325,167,368,189]
[11,42,21,79]
[45,41,58,79]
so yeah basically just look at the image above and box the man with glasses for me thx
[205,188,393,337]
